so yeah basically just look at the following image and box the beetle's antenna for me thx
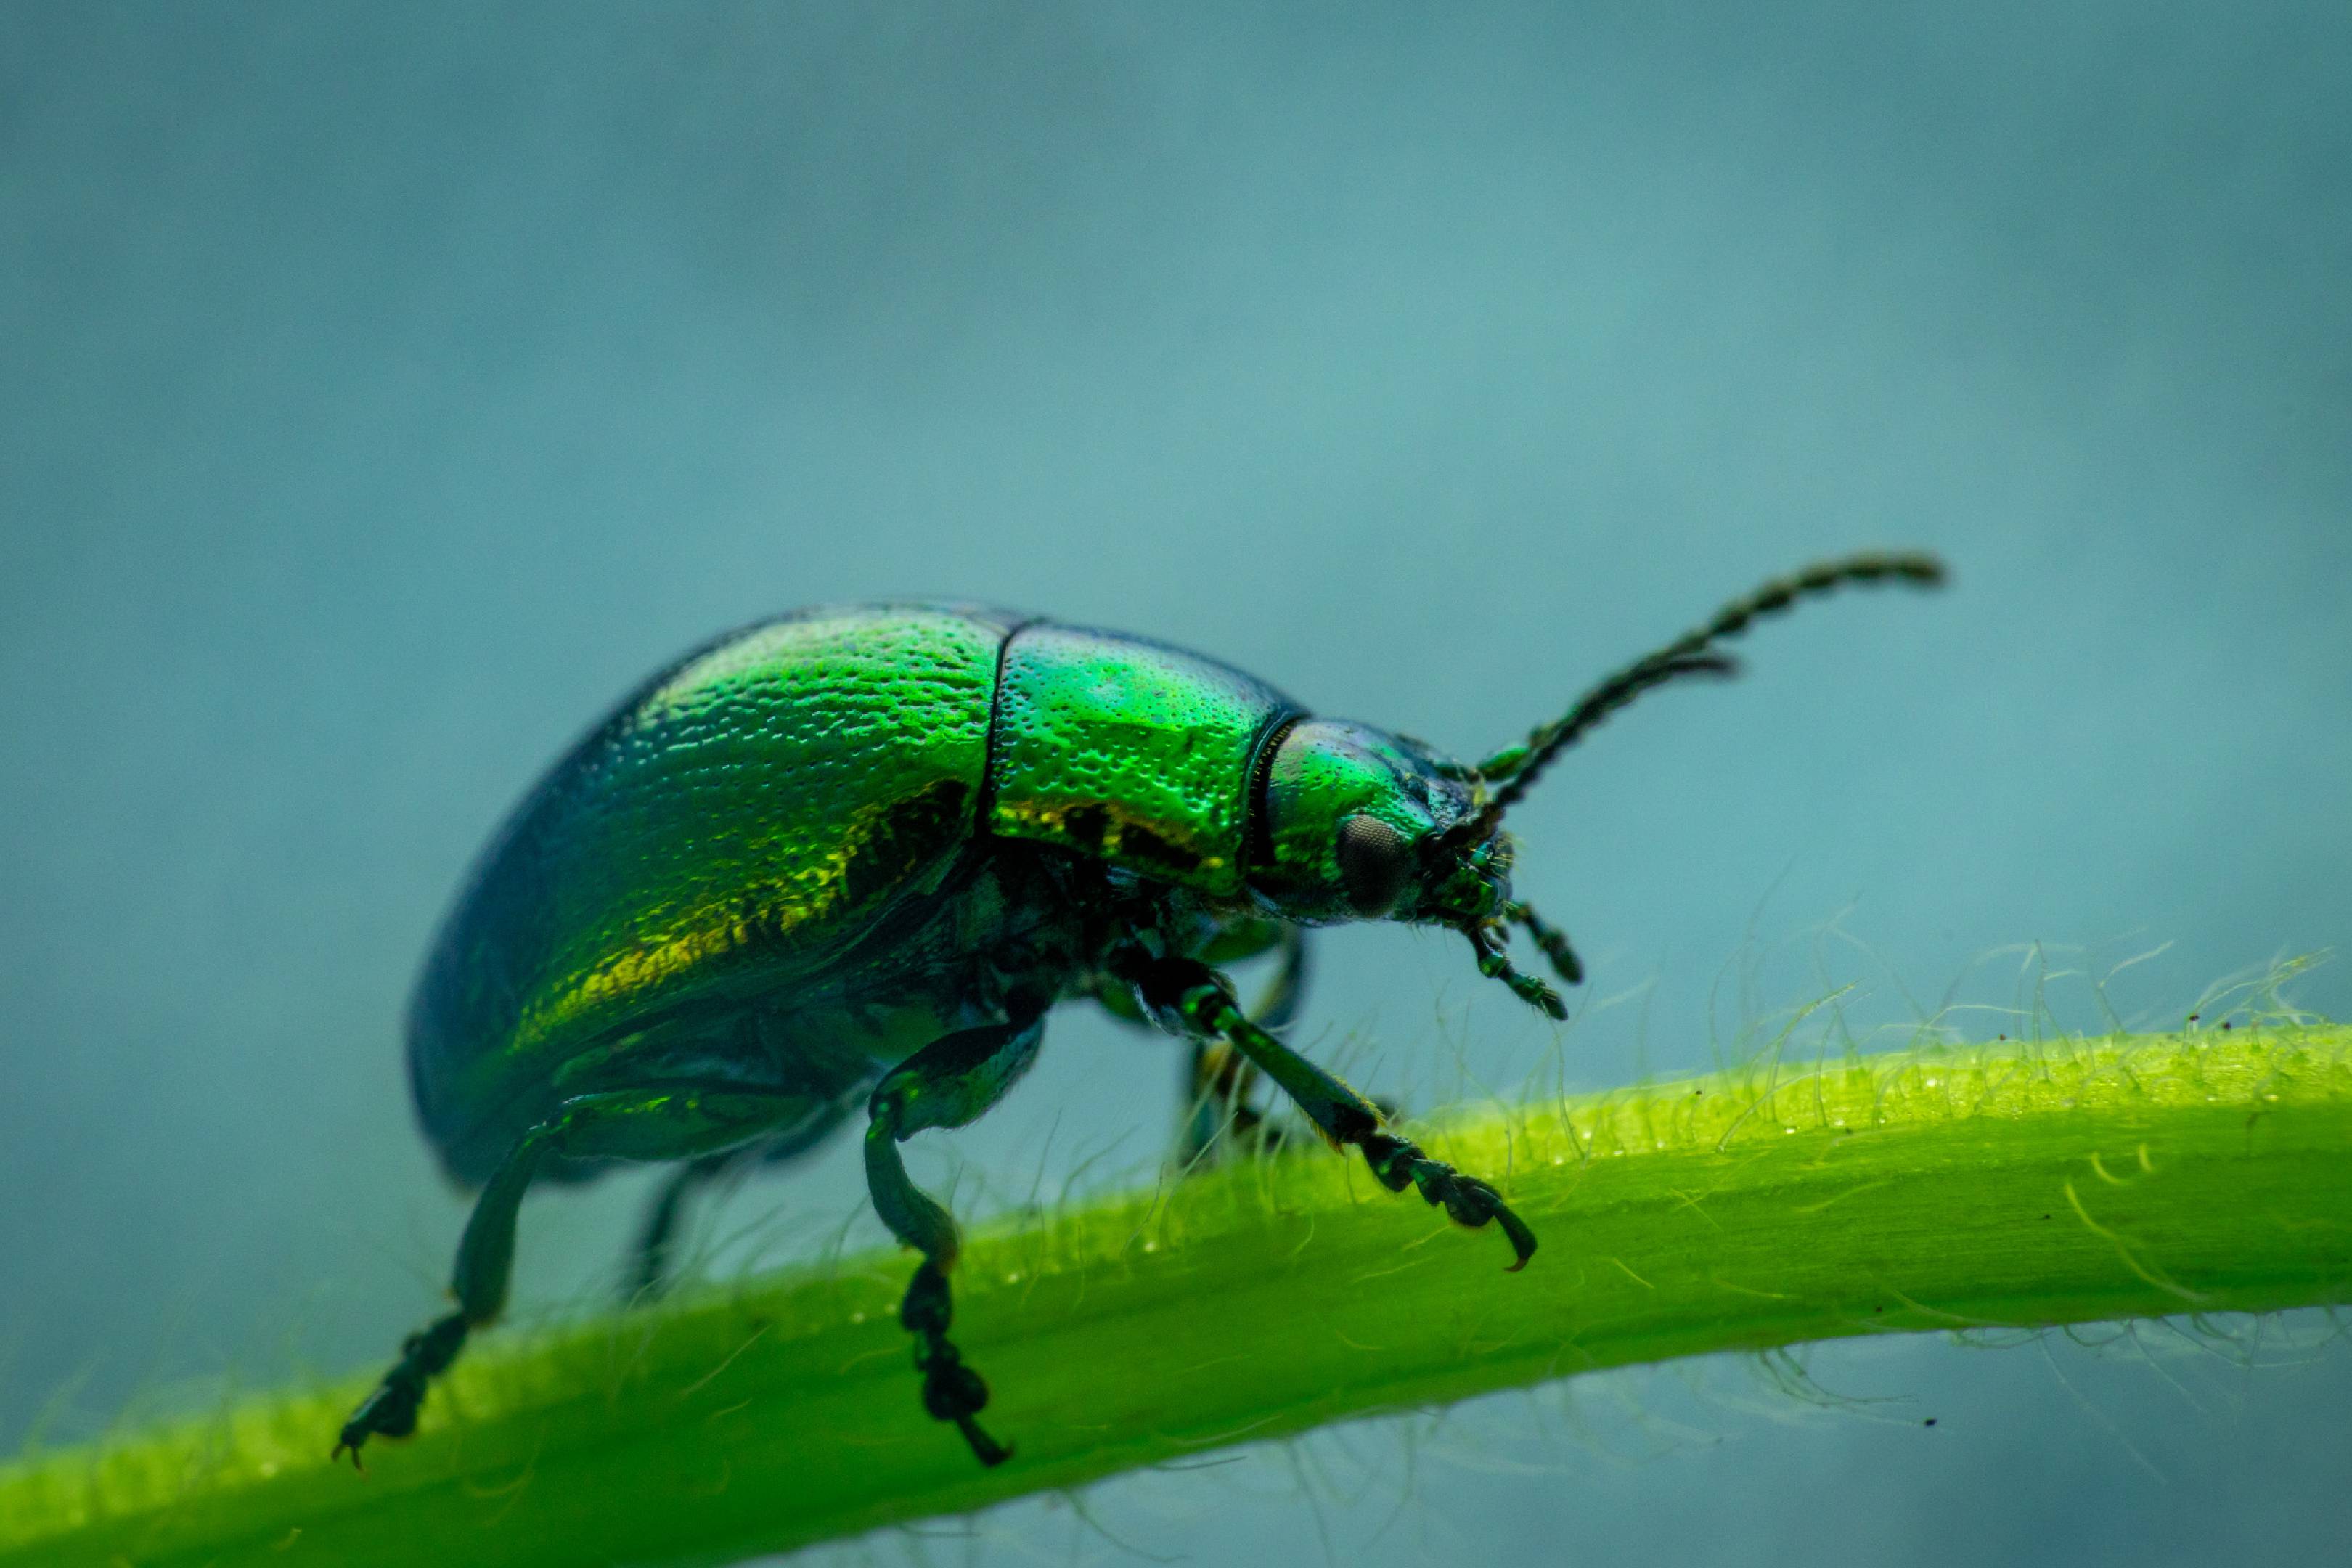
[1445,550,1945,846]
[1487,652,1739,796]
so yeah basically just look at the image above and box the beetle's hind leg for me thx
[864,1010,1046,1468]
[626,1150,736,1304]
[626,1100,853,1302]
[335,1084,807,1467]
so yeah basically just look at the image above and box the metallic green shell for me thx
[410,605,1015,1175]
[987,625,1301,895]
[409,605,1303,1181]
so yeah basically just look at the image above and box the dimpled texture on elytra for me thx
[987,624,1298,896]
[409,605,1012,1177]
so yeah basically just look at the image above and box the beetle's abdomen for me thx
[410,605,1014,1180]
[989,624,1302,895]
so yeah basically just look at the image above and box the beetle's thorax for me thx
[982,623,1302,897]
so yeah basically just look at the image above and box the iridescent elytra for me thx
[339,552,1945,1468]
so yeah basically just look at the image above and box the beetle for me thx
[337,551,1943,1469]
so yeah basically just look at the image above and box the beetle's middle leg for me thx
[1130,953,1536,1270]
[335,1083,807,1466]
[865,1010,1045,1469]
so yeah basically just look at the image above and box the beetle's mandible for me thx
[337,551,1945,1469]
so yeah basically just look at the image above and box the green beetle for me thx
[339,552,1943,1468]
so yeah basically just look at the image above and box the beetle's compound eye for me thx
[1336,814,1413,918]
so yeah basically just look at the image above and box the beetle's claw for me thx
[957,1416,1014,1468]
[1362,1132,1540,1270]
[332,1379,419,1471]
[334,1312,462,1472]
[1493,1200,1539,1272]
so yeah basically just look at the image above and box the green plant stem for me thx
[5,1024,2348,1567]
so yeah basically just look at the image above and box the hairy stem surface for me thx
[5,1024,2348,1567]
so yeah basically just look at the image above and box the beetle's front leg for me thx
[1180,925,1310,1167]
[865,1011,1046,1468]
[1130,954,1536,1270]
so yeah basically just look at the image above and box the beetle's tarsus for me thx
[1505,899,1584,988]
[330,1425,371,1470]
[902,1261,1013,1466]
[865,1018,1046,1466]
[1141,952,1541,1271]
[1362,1131,1539,1269]
[1495,1204,1540,1271]
[334,1311,466,1469]
[1465,921,1569,1019]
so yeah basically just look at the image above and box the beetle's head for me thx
[1249,717,1572,1011]
[1246,552,1948,1021]
[1251,720,1502,923]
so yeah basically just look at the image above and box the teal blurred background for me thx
[4,5,2348,1563]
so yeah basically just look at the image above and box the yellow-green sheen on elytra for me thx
[408,604,1299,1183]
[989,625,1298,893]
[410,605,1013,1178]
